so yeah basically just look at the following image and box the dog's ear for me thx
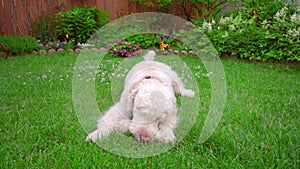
[128,81,141,106]
[143,50,156,61]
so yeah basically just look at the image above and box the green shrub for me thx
[199,5,300,62]
[55,6,109,44]
[0,35,39,55]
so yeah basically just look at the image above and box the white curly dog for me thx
[86,50,195,143]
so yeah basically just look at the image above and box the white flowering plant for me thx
[198,5,300,62]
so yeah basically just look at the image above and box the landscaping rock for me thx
[188,51,195,56]
[181,50,188,55]
[31,50,38,55]
[99,47,106,51]
[69,49,74,53]
[57,48,65,53]
[168,49,173,53]
[0,52,6,56]
[173,50,179,54]
[84,48,90,51]
[92,48,99,52]
[39,50,47,54]
[48,49,56,54]
[75,48,81,53]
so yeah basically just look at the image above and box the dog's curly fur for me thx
[86,51,195,143]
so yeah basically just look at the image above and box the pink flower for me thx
[97,40,101,43]
[125,53,131,57]
[57,40,61,43]
[111,50,115,54]
[132,52,137,55]
[122,49,126,53]
[115,42,122,46]
[137,50,143,54]
[127,45,131,49]
[115,49,120,53]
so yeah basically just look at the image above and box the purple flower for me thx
[165,34,170,39]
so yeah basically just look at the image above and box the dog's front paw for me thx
[86,130,100,142]
[155,131,175,144]
[86,127,112,142]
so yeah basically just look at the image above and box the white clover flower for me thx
[42,75,47,79]
[274,7,288,23]
[229,25,236,31]
[219,16,231,25]
[211,19,216,25]
[202,20,213,31]
[221,31,229,38]
[290,13,300,24]
[261,19,270,28]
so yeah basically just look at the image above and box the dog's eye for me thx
[144,76,151,79]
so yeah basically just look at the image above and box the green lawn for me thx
[1,52,299,168]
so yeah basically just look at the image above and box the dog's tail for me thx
[143,50,156,61]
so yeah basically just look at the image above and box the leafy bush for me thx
[199,5,300,62]
[55,6,109,44]
[0,35,39,55]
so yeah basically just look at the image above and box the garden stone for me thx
[188,51,195,56]
[93,48,99,52]
[48,49,56,54]
[39,50,47,54]
[84,48,90,51]
[168,49,173,53]
[0,52,6,56]
[57,48,65,53]
[99,47,106,51]
[181,50,188,55]
[69,49,74,53]
[173,50,179,54]
[75,49,81,53]
[31,50,38,55]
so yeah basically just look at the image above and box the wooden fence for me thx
[0,0,191,36]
